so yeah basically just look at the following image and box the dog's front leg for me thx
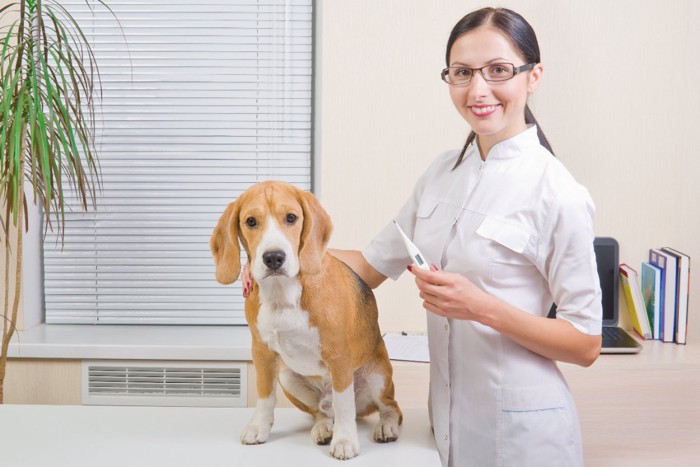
[241,334,278,445]
[328,370,359,460]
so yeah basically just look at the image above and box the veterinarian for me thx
[333,7,601,467]
[243,7,601,467]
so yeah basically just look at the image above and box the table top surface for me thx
[0,406,441,467]
[558,339,700,467]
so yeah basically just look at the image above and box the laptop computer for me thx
[594,237,642,353]
[548,237,642,353]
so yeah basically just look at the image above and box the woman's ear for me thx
[527,63,543,93]
[297,189,332,275]
[210,200,241,284]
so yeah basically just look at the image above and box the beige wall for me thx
[4,1,700,404]
[317,0,700,336]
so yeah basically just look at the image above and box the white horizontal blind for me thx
[43,0,313,324]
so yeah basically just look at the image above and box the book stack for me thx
[620,247,690,344]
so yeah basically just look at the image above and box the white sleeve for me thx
[362,157,439,281]
[537,187,603,335]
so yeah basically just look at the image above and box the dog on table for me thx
[210,180,402,460]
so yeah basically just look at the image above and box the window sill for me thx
[7,324,252,361]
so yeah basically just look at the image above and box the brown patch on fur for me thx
[210,200,242,284]
[246,289,278,400]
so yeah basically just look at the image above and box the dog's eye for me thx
[245,217,257,228]
[286,213,298,225]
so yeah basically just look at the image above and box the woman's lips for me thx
[469,104,500,117]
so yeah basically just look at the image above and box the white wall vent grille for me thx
[82,361,247,407]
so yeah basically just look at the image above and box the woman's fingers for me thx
[242,262,253,297]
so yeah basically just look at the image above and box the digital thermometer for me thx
[393,221,430,270]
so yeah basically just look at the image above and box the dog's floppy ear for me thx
[210,200,241,284]
[297,189,332,275]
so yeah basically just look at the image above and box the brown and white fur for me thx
[210,181,402,460]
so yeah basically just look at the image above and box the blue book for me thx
[662,247,691,345]
[649,249,677,343]
[641,262,661,340]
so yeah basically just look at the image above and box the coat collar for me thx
[473,124,540,162]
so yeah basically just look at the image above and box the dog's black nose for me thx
[262,251,286,270]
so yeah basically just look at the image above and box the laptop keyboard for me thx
[602,327,627,340]
[601,326,642,352]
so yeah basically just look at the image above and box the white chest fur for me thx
[256,277,326,377]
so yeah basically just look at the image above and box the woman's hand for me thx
[407,264,491,323]
[242,262,253,298]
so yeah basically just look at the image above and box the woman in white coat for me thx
[332,7,602,467]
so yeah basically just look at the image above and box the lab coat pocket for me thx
[416,196,440,219]
[501,385,578,467]
[414,196,456,266]
[476,216,538,286]
[475,216,531,254]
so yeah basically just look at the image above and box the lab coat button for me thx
[444,324,449,331]
[445,434,449,441]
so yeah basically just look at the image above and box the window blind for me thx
[43,0,313,324]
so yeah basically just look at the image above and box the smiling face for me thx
[447,26,542,158]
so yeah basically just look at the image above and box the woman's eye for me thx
[455,68,472,77]
[286,213,298,225]
[490,65,508,74]
[245,217,257,228]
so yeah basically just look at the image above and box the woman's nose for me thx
[469,70,490,91]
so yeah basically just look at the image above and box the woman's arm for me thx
[484,296,601,367]
[328,248,387,289]
[408,265,601,367]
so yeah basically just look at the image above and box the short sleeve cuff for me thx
[557,312,602,336]
[362,241,405,282]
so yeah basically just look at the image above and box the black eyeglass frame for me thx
[440,62,537,86]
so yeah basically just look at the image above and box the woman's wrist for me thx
[474,292,513,332]
[470,290,493,326]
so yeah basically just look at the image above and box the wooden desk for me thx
[560,339,700,467]
[0,406,441,467]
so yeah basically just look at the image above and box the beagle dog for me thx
[210,181,402,460]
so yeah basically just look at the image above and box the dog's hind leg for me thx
[312,378,335,445]
[363,358,403,443]
[279,368,334,445]
[372,375,402,443]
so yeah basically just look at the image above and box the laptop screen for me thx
[594,237,619,326]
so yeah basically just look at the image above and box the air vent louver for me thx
[82,361,247,407]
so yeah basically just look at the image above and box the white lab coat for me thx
[363,126,602,467]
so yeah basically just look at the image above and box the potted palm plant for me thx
[1,0,115,403]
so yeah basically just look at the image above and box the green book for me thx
[641,262,661,340]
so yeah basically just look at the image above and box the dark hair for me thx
[446,8,554,168]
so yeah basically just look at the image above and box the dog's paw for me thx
[311,418,334,445]
[329,437,360,460]
[373,417,400,443]
[240,422,271,445]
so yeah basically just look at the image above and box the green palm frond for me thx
[1,0,122,240]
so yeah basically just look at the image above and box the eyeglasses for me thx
[441,62,537,86]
